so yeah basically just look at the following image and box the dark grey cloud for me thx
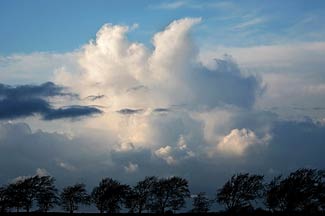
[153,108,170,113]
[43,106,103,120]
[126,85,148,93]
[117,108,143,115]
[0,98,50,119]
[1,118,325,210]
[0,122,117,186]
[0,82,102,120]
[293,106,325,111]
[312,107,325,110]
[261,120,325,170]
[85,94,105,101]
[191,57,264,109]
[0,82,73,98]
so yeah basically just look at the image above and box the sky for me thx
[1,0,325,211]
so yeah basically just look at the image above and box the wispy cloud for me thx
[208,1,237,10]
[150,1,187,10]
[233,17,266,30]
[149,0,237,10]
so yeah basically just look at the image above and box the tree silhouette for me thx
[1,168,325,215]
[191,192,211,213]
[35,176,58,212]
[4,183,20,212]
[3,175,58,213]
[0,186,10,213]
[217,173,264,212]
[124,187,137,213]
[91,181,106,214]
[91,178,129,213]
[150,176,190,213]
[125,176,158,214]
[60,183,90,213]
[265,168,325,213]
[319,176,325,212]
[264,175,284,212]
[4,177,37,213]
[18,176,39,213]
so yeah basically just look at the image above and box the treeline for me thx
[0,168,325,214]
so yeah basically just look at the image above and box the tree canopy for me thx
[60,183,90,213]
[150,176,190,213]
[265,168,325,213]
[217,173,264,212]
[191,192,211,213]
[91,178,129,213]
[0,168,325,214]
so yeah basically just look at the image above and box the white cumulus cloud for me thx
[216,128,265,156]
[155,145,177,165]
[53,18,262,154]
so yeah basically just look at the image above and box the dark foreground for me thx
[2,212,325,216]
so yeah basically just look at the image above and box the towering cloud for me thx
[54,18,264,156]
[1,18,325,198]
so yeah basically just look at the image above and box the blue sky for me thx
[1,0,325,211]
[1,0,325,54]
